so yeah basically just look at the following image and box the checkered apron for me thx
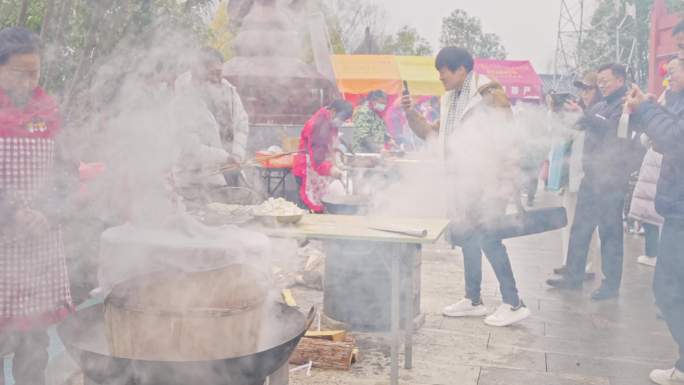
[0,136,72,331]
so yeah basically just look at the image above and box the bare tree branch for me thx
[62,0,108,115]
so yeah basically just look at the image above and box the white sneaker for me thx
[650,368,684,385]
[484,302,531,327]
[638,255,658,267]
[442,298,488,317]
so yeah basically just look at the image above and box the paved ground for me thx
[288,192,678,385]
[16,191,678,385]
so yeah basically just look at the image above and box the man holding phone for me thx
[401,47,530,327]
[547,63,641,300]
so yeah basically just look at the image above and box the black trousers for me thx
[654,218,684,371]
[0,329,50,385]
[566,179,625,289]
[521,166,540,202]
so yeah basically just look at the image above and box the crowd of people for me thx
[292,22,684,384]
[1,17,684,385]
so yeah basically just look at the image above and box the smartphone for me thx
[550,92,577,109]
[402,80,410,96]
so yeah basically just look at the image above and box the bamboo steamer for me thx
[104,264,269,361]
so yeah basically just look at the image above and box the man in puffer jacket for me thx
[626,57,684,385]
[629,58,684,268]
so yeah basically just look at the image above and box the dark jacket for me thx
[634,97,684,220]
[628,90,684,225]
[663,89,684,117]
[576,85,638,191]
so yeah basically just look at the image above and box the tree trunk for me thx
[17,0,30,26]
[40,0,58,40]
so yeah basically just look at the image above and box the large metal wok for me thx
[322,194,369,215]
[57,304,314,385]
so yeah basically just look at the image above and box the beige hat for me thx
[573,72,598,89]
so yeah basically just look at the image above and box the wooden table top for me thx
[258,214,449,244]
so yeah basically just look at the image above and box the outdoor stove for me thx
[58,302,313,385]
[63,247,312,385]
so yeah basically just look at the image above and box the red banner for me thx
[474,59,543,101]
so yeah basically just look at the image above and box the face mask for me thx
[332,118,344,127]
[374,103,387,112]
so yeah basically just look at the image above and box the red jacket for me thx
[0,87,60,137]
[293,107,337,178]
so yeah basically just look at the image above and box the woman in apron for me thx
[293,100,352,212]
[0,27,74,385]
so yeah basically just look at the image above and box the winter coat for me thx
[632,90,684,221]
[293,108,337,180]
[293,108,338,212]
[172,72,250,187]
[405,75,517,220]
[629,148,664,225]
[176,72,250,160]
[629,90,684,225]
[576,86,638,192]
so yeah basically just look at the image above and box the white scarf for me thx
[437,72,489,160]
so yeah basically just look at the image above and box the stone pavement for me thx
[289,192,678,385]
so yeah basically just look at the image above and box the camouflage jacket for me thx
[352,104,387,153]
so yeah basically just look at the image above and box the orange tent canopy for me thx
[331,55,444,97]
[331,55,543,101]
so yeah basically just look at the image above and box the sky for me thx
[372,0,598,74]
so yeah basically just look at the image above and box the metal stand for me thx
[404,245,417,370]
[390,244,419,385]
[390,255,400,385]
[258,167,290,198]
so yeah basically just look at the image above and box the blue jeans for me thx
[566,179,625,289]
[654,218,684,371]
[461,233,520,306]
[643,222,660,258]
